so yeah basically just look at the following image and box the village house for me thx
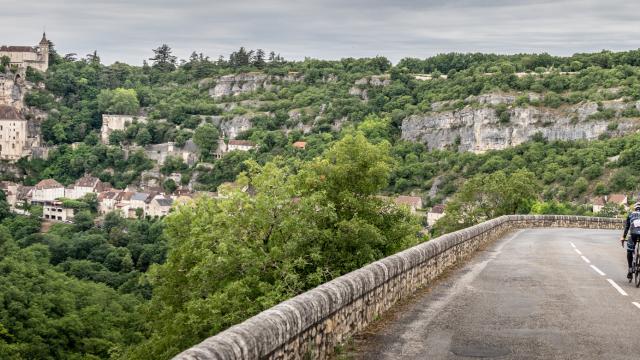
[0,33,49,72]
[42,200,74,222]
[0,105,29,161]
[394,195,423,214]
[427,204,446,227]
[0,181,17,206]
[213,138,228,159]
[147,197,173,217]
[227,139,257,152]
[129,192,150,218]
[32,179,65,204]
[97,190,123,214]
[66,175,108,199]
[15,185,33,212]
[592,194,628,213]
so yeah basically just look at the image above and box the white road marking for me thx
[570,242,576,248]
[607,279,629,296]
[574,248,582,255]
[590,265,606,276]
[581,256,591,263]
[633,302,640,310]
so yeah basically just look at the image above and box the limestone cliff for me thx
[209,72,303,98]
[349,75,391,100]
[211,115,253,139]
[0,74,24,109]
[401,99,640,152]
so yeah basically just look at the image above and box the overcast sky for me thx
[2,0,640,65]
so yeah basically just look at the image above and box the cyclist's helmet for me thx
[634,202,640,211]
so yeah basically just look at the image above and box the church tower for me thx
[38,32,49,71]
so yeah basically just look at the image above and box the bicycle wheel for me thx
[635,260,640,287]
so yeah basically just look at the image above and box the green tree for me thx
[433,169,540,235]
[97,88,140,115]
[192,123,220,159]
[135,128,152,146]
[149,44,177,72]
[163,178,177,194]
[73,210,94,231]
[126,133,420,359]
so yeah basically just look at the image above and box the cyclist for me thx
[621,202,640,279]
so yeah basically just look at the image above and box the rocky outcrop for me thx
[210,72,303,98]
[0,74,24,109]
[401,101,640,152]
[349,75,391,100]
[212,115,253,139]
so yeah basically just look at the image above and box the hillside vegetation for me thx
[3,46,640,358]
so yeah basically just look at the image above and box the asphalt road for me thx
[353,228,640,360]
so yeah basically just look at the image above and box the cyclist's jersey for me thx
[623,211,640,238]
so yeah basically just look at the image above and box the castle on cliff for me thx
[0,33,50,72]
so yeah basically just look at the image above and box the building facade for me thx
[101,114,147,143]
[43,201,75,222]
[0,105,28,161]
[32,179,65,203]
[0,33,50,72]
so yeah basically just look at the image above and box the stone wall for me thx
[172,215,622,360]
[100,114,147,144]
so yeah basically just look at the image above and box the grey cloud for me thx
[0,0,639,65]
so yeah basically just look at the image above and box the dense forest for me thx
[2,44,640,358]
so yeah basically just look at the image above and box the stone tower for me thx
[38,33,49,70]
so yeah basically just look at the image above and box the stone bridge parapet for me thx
[173,215,622,360]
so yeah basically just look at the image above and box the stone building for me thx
[32,179,65,204]
[144,140,199,166]
[0,33,50,72]
[227,139,256,152]
[100,114,147,144]
[65,175,109,199]
[43,200,75,222]
[427,204,446,226]
[147,196,173,217]
[0,105,28,161]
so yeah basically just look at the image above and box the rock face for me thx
[210,72,303,98]
[349,75,391,101]
[212,115,253,139]
[0,74,24,109]
[401,101,639,152]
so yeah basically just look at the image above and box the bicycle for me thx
[624,239,640,287]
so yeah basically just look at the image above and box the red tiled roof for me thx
[75,175,100,188]
[592,197,606,206]
[608,194,627,205]
[292,141,307,149]
[35,179,63,190]
[430,204,446,214]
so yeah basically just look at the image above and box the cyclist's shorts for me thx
[628,234,640,252]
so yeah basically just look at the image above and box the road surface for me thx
[353,228,639,359]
